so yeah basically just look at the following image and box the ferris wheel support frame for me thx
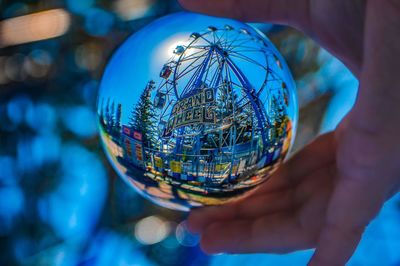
[173,49,213,157]
[215,47,270,150]
[153,25,281,184]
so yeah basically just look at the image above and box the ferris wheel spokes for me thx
[175,52,208,80]
[150,23,288,170]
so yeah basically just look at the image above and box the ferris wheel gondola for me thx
[149,24,288,177]
[97,12,297,210]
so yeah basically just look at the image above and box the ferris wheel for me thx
[152,24,287,159]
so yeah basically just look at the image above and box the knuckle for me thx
[347,119,382,142]
[324,221,365,241]
[337,122,384,181]
[338,117,400,186]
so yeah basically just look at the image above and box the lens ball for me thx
[97,12,298,211]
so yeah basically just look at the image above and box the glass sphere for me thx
[97,12,298,211]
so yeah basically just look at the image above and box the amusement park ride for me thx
[98,12,296,210]
[138,24,291,186]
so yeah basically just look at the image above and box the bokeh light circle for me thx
[97,12,298,211]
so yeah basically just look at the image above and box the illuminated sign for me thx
[164,87,216,135]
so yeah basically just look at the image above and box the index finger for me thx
[255,132,336,194]
[187,133,336,233]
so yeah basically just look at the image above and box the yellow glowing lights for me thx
[0,9,71,48]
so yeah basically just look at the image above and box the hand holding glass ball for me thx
[97,12,297,211]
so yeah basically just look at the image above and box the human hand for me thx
[180,0,400,265]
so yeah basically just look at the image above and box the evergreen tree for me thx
[109,101,115,131]
[104,98,111,132]
[115,103,122,135]
[99,98,105,127]
[129,82,158,149]
[218,81,238,117]
[216,81,239,147]
[271,95,287,140]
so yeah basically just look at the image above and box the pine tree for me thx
[104,98,111,133]
[99,98,105,128]
[271,95,287,141]
[115,103,122,135]
[129,82,158,149]
[218,81,238,117]
[216,81,239,147]
[109,101,115,131]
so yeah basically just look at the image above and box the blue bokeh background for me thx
[0,0,398,265]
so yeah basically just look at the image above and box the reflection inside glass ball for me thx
[97,12,298,211]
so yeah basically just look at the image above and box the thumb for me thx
[311,1,400,264]
[308,170,386,266]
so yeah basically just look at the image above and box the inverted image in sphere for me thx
[97,12,298,211]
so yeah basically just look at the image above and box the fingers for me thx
[187,133,336,235]
[199,212,313,254]
[312,125,388,266]
[178,0,311,30]
[255,132,336,194]
[310,4,400,264]
[309,177,386,266]
[187,188,295,233]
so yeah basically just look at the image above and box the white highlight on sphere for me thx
[97,12,298,211]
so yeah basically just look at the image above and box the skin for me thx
[178,0,400,265]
